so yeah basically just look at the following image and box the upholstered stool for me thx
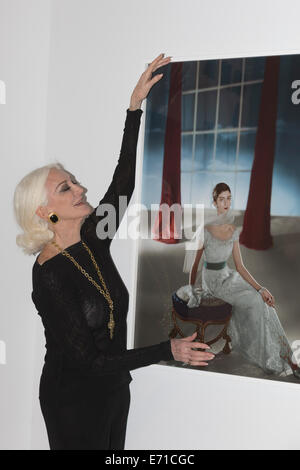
[169,292,233,354]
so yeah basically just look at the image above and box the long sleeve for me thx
[82,108,143,247]
[34,269,173,376]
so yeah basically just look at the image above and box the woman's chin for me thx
[75,201,93,215]
[84,202,94,213]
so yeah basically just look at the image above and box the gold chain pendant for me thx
[51,239,115,339]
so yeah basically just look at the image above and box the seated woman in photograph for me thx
[13,54,215,451]
[179,182,300,379]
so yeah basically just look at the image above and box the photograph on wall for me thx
[133,53,300,384]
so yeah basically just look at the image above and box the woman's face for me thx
[214,190,231,214]
[37,168,93,223]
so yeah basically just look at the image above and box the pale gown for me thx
[200,226,294,376]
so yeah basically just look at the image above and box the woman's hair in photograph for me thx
[212,182,231,204]
[13,162,66,256]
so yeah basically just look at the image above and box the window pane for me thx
[181,134,194,172]
[182,93,195,132]
[235,171,251,210]
[215,132,237,170]
[191,172,214,207]
[218,86,241,129]
[271,169,300,216]
[141,167,163,208]
[241,83,262,127]
[194,133,215,170]
[271,54,300,216]
[181,172,192,205]
[196,90,217,131]
[238,130,256,170]
[198,60,219,89]
[182,61,197,91]
[221,58,243,85]
[244,56,265,81]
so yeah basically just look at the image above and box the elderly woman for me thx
[13,54,215,450]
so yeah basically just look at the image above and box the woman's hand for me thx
[170,332,215,366]
[129,53,172,111]
[260,288,275,307]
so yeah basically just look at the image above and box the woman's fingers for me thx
[170,332,216,367]
[192,341,211,350]
[190,350,215,360]
[170,337,215,364]
[180,351,214,361]
[181,332,210,350]
[182,331,197,341]
[152,57,172,73]
[145,54,171,78]
[150,52,165,66]
[130,53,171,106]
[148,53,170,72]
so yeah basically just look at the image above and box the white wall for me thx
[0,0,51,449]
[2,0,300,450]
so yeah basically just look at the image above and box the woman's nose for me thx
[72,182,84,192]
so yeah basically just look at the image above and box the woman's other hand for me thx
[129,53,171,111]
[260,288,275,307]
[170,332,215,366]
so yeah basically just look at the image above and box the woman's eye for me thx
[61,180,81,191]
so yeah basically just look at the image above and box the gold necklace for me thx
[51,239,115,339]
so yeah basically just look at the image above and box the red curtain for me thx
[152,62,183,244]
[239,56,280,249]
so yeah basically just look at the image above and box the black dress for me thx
[31,108,173,450]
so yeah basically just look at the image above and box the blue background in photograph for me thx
[141,54,300,216]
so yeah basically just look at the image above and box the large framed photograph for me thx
[132,52,300,384]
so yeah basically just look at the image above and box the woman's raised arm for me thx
[82,54,171,248]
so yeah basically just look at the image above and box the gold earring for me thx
[48,212,59,224]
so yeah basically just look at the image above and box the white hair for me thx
[13,162,67,255]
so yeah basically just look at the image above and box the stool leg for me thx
[169,308,185,339]
[222,328,232,355]
[200,326,205,344]
[169,308,178,338]
[195,323,201,342]
[169,326,178,339]
[196,324,205,344]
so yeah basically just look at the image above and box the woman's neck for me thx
[50,219,83,250]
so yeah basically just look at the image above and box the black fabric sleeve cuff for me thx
[159,340,174,361]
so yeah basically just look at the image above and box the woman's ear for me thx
[35,206,49,221]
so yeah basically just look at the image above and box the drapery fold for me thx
[239,56,280,249]
[152,62,183,243]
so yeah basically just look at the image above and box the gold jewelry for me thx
[51,239,115,339]
[48,212,59,224]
